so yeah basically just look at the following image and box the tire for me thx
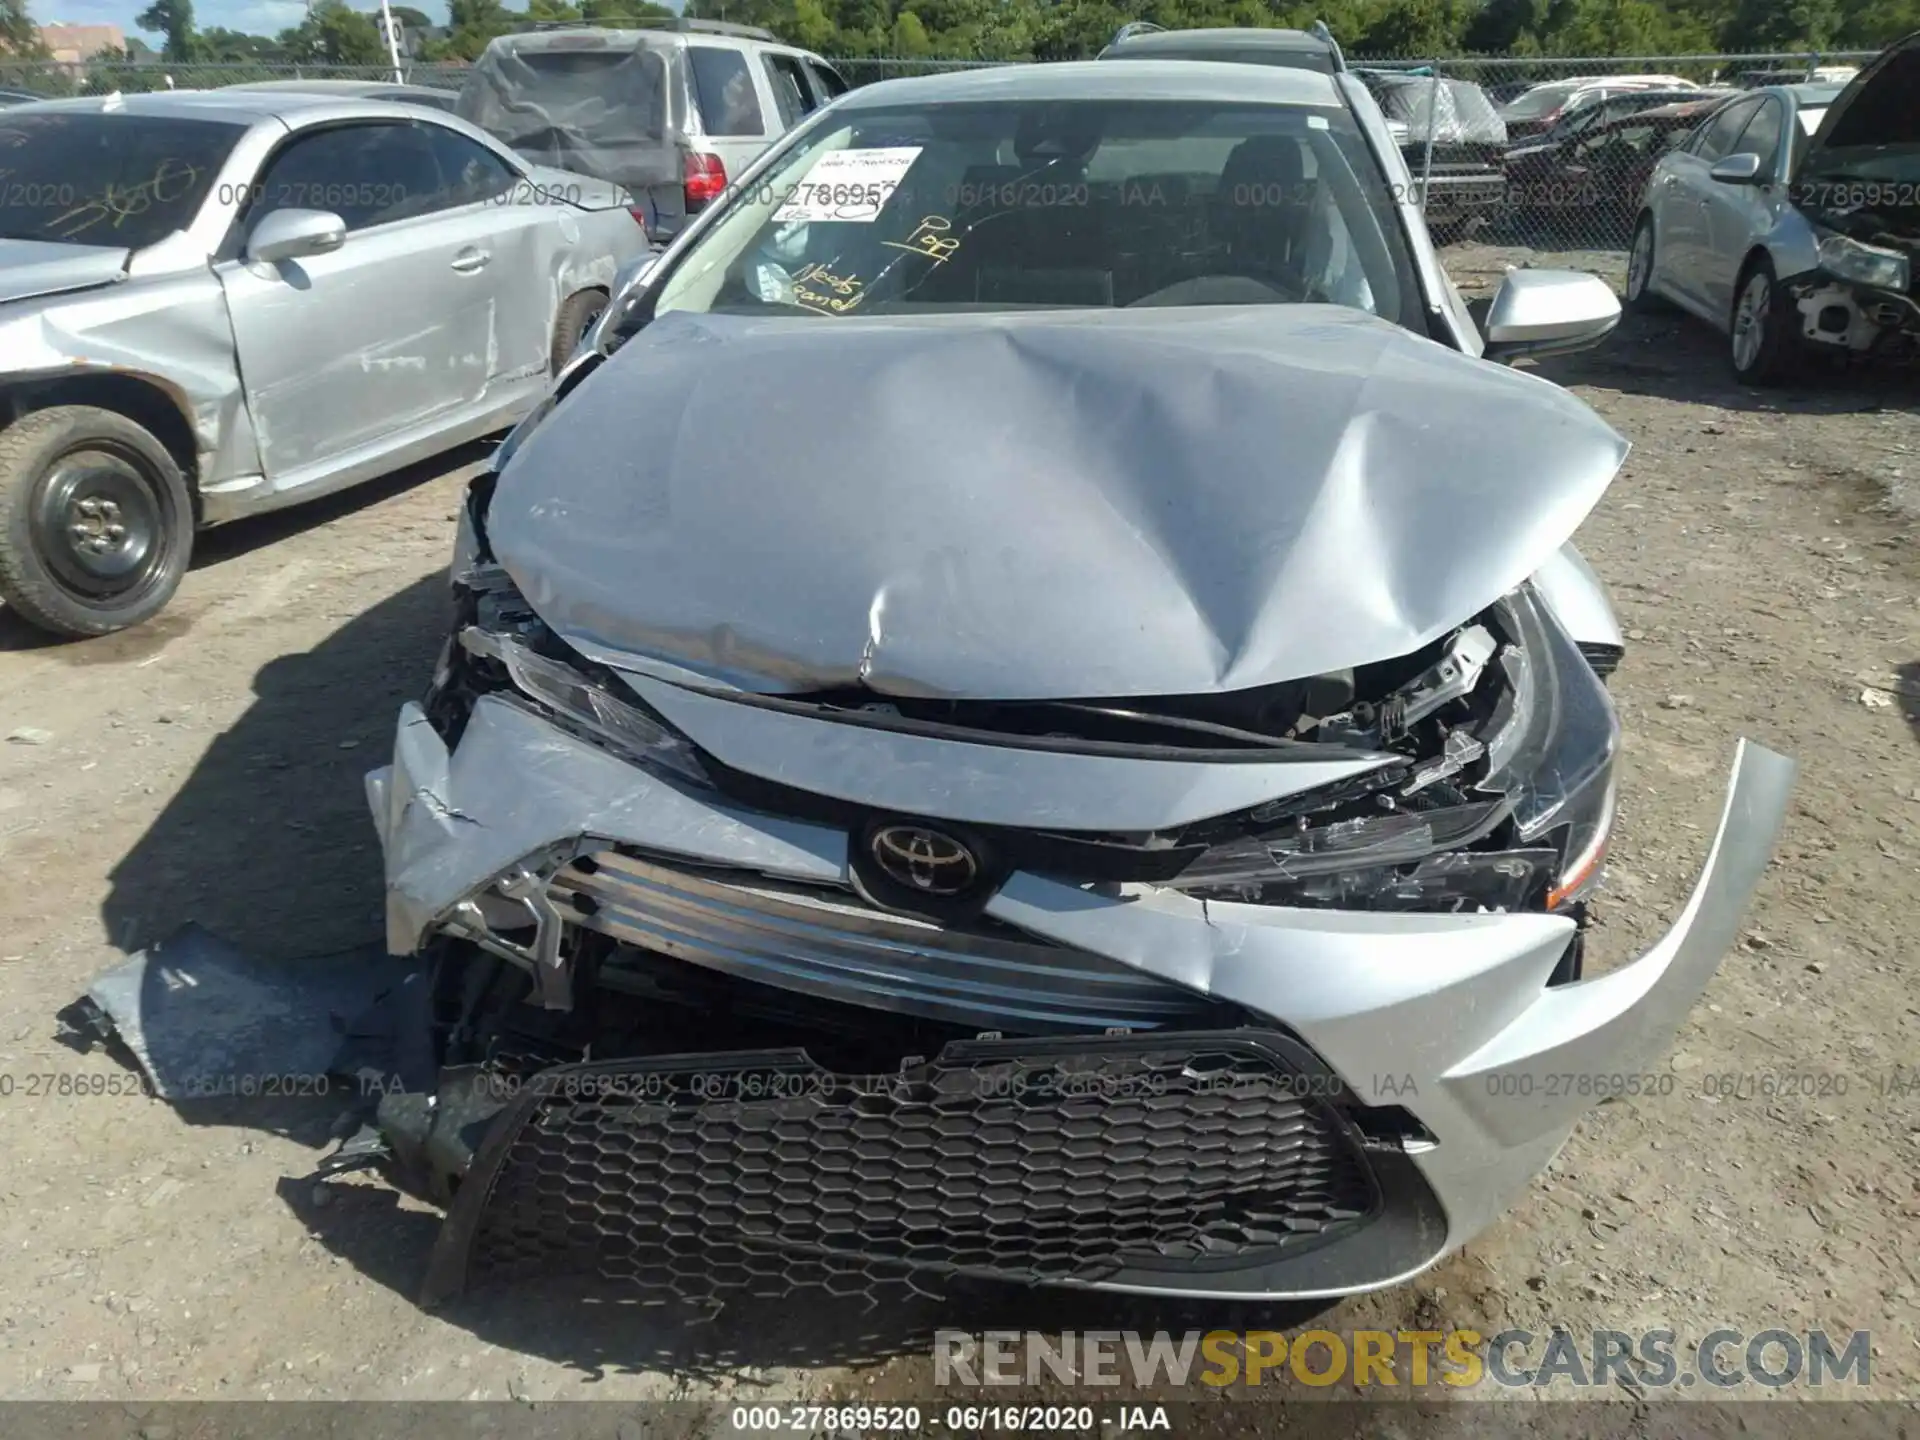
[0,405,193,639]
[550,289,608,374]
[1728,254,1798,386]
[1623,213,1667,314]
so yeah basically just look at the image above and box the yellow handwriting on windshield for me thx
[792,262,866,315]
[881,214,959,264]
[48,157,200,239]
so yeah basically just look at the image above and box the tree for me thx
[2,0,47,58]
[136,0,200,59]
[1719,0,1845,49]
[526,0,584,21]
[429,0,519,60]
[890,9,931,53]
[199,26,286,60]
[280,0,386,63]
[579,0,678,21]
[790,0,837,50]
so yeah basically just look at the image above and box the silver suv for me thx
[458,20,849,243]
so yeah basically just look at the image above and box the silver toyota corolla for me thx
[361,60,1796,1307]
[0,90,648,638]
[1625,32,1919,382]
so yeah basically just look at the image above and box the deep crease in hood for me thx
[489,305,1628,700]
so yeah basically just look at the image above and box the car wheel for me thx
[1729,255,1797,386]
[1623,214,1667,313]
[551,290,608,374]
[0,405,193,639]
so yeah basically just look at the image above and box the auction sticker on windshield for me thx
[774,147,922,223]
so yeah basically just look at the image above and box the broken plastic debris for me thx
[73,922,409,1102]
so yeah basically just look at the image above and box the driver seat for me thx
[1213,136,1318,280]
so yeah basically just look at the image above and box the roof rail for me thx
[1309,20,1346,71]
[1110,20,1166,44]
[520,17,778,40]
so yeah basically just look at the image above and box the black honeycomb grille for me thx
[423,1032,1380,1304]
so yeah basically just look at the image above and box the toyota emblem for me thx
[870,824,979,896]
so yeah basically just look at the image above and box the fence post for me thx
[1417,57,1440,215]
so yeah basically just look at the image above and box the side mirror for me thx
[1482,268,1621,363]
[245,208,346,265]
[1709,151,1764,184]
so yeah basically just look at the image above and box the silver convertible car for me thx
[359,61,1796,1307]
[0,90,649,637]
[1625,33,1918,382]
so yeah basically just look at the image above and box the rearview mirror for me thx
[1482,268,1621,363]
[245,208,346,265]
[1709,151,1764,184]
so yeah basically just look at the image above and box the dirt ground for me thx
[0,269,1916,1413]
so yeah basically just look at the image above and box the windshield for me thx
[0,112,239,248]
[643,98,1419,331]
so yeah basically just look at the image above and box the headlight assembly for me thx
[1480,585,1620,911]
[1172,585,1618,915]
[460,626,710,789]
[1817,232,1911,292]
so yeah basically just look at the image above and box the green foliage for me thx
[2,0,46,57]
[136,0,201,59]
[54,0,1920,84]
[278,0,387,62]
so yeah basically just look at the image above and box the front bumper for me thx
[369,695,1794,1301]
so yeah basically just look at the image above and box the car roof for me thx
[1632,93,1736,118]
[1785,81,1846,104]
[485,24,804,53]
[1105,27,1331,52]
[222,79,456,96]
[0,89,313,124]
[1,87,480,129]
[842,58,1346,110]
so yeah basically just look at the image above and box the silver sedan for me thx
[1624,37,1918,383]
[0,89,650,637]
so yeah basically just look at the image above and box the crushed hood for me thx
[0,240,129,306]
[489,305,1628,700]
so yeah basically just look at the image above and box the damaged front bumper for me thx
[366,688,1794,1304]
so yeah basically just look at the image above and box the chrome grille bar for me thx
[549,850,1213,1032]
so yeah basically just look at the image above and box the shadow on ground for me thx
[1535,310,1918,415]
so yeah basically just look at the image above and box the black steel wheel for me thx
[550,289,608,374]
[0,405,193,638]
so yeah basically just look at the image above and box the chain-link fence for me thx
[0,47,1878,290]
[1391,51,1873,289]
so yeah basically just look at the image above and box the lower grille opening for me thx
[421,1031,1384,1306]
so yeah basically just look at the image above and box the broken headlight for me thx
[1481,585,1620,911]
[1171,586,1617,915]
[461,627,710,789]
[1816,232,1911,293]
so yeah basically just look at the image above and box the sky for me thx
[38,0,446,42]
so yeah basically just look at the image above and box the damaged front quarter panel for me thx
[0,260,261,499]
